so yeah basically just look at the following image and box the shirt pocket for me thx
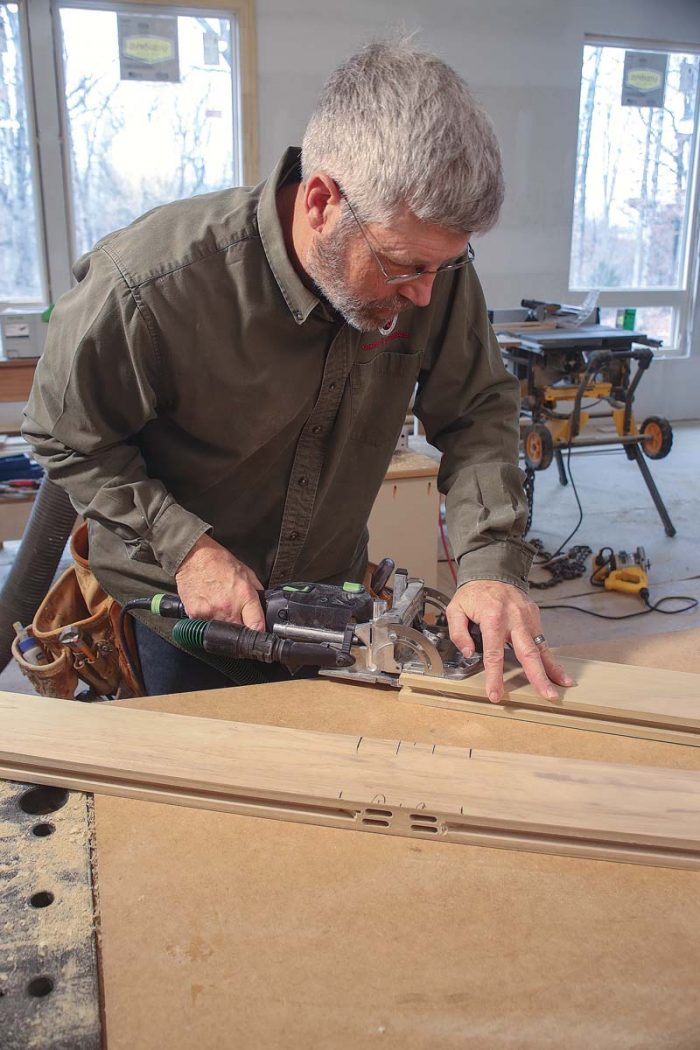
[349,348,422,449]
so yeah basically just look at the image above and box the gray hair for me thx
[301,39,504,234]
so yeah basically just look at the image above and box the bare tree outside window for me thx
[59,6,240,258]
[0,2,43,302]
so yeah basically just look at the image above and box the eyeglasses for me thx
[339,189,475,285]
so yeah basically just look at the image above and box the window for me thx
[0,0,257,308]
[0,2,44,301]
[60,5,242,257]
[569,41,700,354]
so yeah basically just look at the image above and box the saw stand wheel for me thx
[640,416,673,460]
[523,424,554,471]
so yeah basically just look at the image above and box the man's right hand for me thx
[174,535,266,630]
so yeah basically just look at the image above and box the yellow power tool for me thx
[591,546,651,596]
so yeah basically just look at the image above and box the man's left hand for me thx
[445,579,575,703]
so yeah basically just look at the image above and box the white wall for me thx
[256,0,700,420]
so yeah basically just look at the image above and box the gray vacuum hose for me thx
[0,478,77,673]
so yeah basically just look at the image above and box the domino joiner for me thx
[140,564,483,688]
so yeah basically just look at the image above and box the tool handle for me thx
[604,568,648,595]
[370,558,395,595]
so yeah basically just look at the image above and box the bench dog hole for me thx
[27,976,54,998]
[19,787,69,816]
[32,823,56,838]
[29,891,54,909]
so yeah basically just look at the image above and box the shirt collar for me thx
[258,147,320,325]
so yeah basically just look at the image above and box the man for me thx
[23,39,572,701]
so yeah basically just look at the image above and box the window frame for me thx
[568,34,700,358]
[1,0,258,310]
[0,1,52,305]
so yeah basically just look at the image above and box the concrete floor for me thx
[437,419,700,646]
[1,421,698,695]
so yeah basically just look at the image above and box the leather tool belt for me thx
[12,522,142,699]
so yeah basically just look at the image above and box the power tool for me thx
[591,546,651,596]
[124,562,483,689]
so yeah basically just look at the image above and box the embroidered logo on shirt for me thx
[361,316,409,352]
[360,330,410,352]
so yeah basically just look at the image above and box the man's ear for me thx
[303,174,342,233]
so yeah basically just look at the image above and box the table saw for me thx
[2,627,699,1050]
[493,317,676,537]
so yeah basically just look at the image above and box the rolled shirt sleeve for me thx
[22,245,212,577]
[414,265,535,592]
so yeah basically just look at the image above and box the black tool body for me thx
[262,582,374,634]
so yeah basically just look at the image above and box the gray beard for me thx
[305,224,407,332]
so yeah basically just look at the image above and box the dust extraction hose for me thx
[0,478,77,673]
[172,618,355,671]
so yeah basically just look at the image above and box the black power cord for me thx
[117,598,153,694]
[531,442,585,565]
[539,589,698,620]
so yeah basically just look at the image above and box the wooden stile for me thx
[1,690,700,870]
[400,655,700,747]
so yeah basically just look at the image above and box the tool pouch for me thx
[11,522,142,700]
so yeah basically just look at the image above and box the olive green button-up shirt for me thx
[23,148,534,609]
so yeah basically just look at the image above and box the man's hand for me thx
[446,579,574,703]
[175,535,265,630]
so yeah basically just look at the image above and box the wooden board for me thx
[2,691,700,870]
[385,449,439,479]
[400,654,700,746]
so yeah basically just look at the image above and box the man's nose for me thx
[396,273,437,308]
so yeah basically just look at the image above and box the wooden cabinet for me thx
[0,358,38,403]
[368,449,440,587]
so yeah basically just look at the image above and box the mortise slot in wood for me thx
[411,825,438,834]
[409,813,437,822]
[362,818,390,827]
[365,807,393,817]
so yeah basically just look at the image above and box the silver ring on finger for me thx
[533,634,547,647]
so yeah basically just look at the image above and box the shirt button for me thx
[288,530,299,541]
[328,382,337,391]
[298,476,309,487]
[311,425,322,435]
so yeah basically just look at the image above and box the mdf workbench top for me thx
[93,629,700,1050]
